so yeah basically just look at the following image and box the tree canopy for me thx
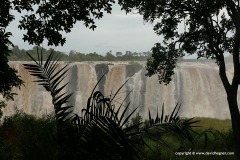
[5,0,115,46]
[0,19,23,113]
[0,0,116,109]
[120,0,236,84]
[119,0,240,158]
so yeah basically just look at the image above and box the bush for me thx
[0,111,57,160]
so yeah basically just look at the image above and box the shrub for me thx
[0,111,57,160]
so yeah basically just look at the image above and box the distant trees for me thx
[8,46,152,62]
[105,51,115,61]
[116,52,123,57]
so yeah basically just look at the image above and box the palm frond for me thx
[144,103,198,142]
[23,49,73,122]
[24,47,198,160]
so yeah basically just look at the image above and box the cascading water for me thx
[3,61,237,119]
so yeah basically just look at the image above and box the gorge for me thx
[3,61,237,120]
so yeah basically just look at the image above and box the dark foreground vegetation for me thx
[0,49,198,160]
[0,112,235,160]
[0,50,235,160]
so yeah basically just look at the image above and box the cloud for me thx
[7,3,161,54]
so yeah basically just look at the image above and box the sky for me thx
[7,2,162,55]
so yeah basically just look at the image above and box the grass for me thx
[193,117,232,132]
[0,113,235,160]
[0,111,57,160]
[141,117,235,160]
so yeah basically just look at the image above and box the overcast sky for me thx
[7,3,161,55]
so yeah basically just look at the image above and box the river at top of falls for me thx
[3,61,236,119]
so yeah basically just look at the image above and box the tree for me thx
[119,0,240,158]
[0,26,23,117]
[116,52,123,57]
[105,51,116,61]
[0,0,115,114]
[133,52,138,57]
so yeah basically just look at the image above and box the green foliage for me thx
[23,48,197,160]
[194,117,231,132]
[141,129,235,160]
[9,0,115,46]
[0,0,116,119]
[0,113,235,160]
[146,43,179,84]
[126,115,234,160]
[119,1,240,158]
[0,111,57,160]
[0,28,23,118]
[119,0,236,83]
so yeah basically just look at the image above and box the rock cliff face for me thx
[4,61,237,119]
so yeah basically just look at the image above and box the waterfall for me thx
[3,61,236,119]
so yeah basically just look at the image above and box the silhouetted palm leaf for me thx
[142,103,199,149]
[24,47,197,160]
[23,50,73,123]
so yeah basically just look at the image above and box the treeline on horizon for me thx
[8,46,152,62]
[9,45,232,63]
